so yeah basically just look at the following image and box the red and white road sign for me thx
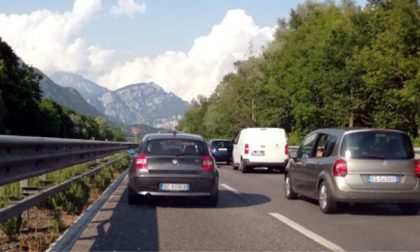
[131,127,140,135]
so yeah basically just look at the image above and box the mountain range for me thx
[38,70,104,117]
[49,72,190,129]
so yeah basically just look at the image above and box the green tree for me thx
[0,38,42,135]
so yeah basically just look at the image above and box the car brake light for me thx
[202,155,214,171]
[332,159,347,177]
[415,160,420,178]
[135,153,148,170]
[285,144,289,155]
[245,144,249,154]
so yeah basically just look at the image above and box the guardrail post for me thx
[20,179,28,188]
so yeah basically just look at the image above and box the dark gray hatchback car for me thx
[128,132,219,206]
[285,128,420,214]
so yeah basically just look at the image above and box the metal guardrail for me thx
[0,135,137,187]
[0,156,125,223]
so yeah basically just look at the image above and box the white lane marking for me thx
[269,212,345,252]
[221,183,241,195]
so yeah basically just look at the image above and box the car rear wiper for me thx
[356,155,385,159]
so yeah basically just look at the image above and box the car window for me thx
[323,135,337,157]
[144,139,205,156]
[211,141,232,149]
[298,133,318,159]
[340,131,414,159]
[314,134,328,158]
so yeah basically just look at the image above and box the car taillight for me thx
[285,144,289,155]
[332,159,347,177]
[135,153,148,170]
[415,160,420,178]
[202,155,214,171]
[245,144,249,154]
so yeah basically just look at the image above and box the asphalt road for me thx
[71,164,420,251]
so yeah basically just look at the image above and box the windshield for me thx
[340,131,414,160]
[144,139,205,156]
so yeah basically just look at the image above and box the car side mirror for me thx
[127,148,137,157]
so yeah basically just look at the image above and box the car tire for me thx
[284,174,298,200]
[233,164,239,170]
[206,191,219,207]
[398,204,419,215]
[127,186,138,205]
[240,159,249,173]
[318,181,337,214]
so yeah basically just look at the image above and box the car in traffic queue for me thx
[208,139,233,164]
[232,128,289,173]
[284,128,420,214]
[127,132,219,206]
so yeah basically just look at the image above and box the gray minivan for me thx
[285,128,420,214]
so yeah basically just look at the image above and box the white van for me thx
[232,128,288,173]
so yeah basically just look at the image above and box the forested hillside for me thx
[0,38,124,140]
[177,0,420,143]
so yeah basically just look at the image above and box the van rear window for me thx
[340,131,414,159]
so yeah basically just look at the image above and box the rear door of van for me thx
[247,128,288,163]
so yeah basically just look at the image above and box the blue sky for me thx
[0,0,367,56]
[0,0,367,100]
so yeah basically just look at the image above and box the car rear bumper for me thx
[212,155,232,162]
[128,176,218,197]
[332,190,420,203]
[329,179,420,203]
[243,159,288,168]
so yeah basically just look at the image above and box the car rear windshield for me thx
[143,138,206,156]
[211,141,232,149]
[340,131,414,159]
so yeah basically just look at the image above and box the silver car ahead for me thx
[128,133,219,206]
[285,128,420,214]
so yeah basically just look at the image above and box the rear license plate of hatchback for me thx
[368,176,399,183]
[252,151,265,156]
[159,183,190,191]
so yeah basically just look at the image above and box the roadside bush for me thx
[0,183,23,240]
[413,138,420,147]
[45,178,90,215]
[0,216,23,240]
[94,166,113,191]
[287,131,304,146]
[0,196,22,240]
[48,218,64,233]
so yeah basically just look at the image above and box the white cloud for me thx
[98,9,276,100]
[0,0,110,75]
[111,0,146,18]
[0,3,275,101]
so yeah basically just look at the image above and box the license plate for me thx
[159,183,190,191]
[218,148,227,151]
[368,176,399,183]
[252,150,265,156]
